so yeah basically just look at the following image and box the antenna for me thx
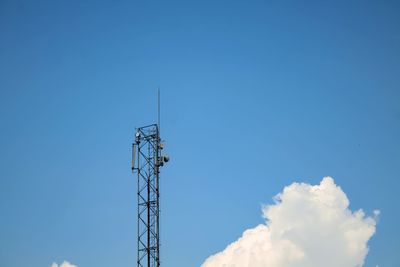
[157,88,160,134]
[131,142,136,171]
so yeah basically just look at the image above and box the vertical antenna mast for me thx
[157,88,160,134]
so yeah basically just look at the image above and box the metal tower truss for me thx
[132,124,168,267]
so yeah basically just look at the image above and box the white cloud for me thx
[202,177,378,267]
[51,261,77,267]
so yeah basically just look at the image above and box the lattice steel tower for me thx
[131,92,168,267]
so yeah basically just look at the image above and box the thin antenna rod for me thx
[157,88,160,134]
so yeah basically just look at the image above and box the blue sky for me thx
[0,0,399,266]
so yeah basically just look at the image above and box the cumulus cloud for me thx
[202,177,378,267]
[51,261,77,267]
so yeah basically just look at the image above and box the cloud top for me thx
[51,261,77,267]
[202,177,377,267]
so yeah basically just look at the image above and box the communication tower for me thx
[131,91,169,267]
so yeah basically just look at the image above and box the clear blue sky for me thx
[0,1,399,266]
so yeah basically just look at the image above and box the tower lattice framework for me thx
[132,124,165,267]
